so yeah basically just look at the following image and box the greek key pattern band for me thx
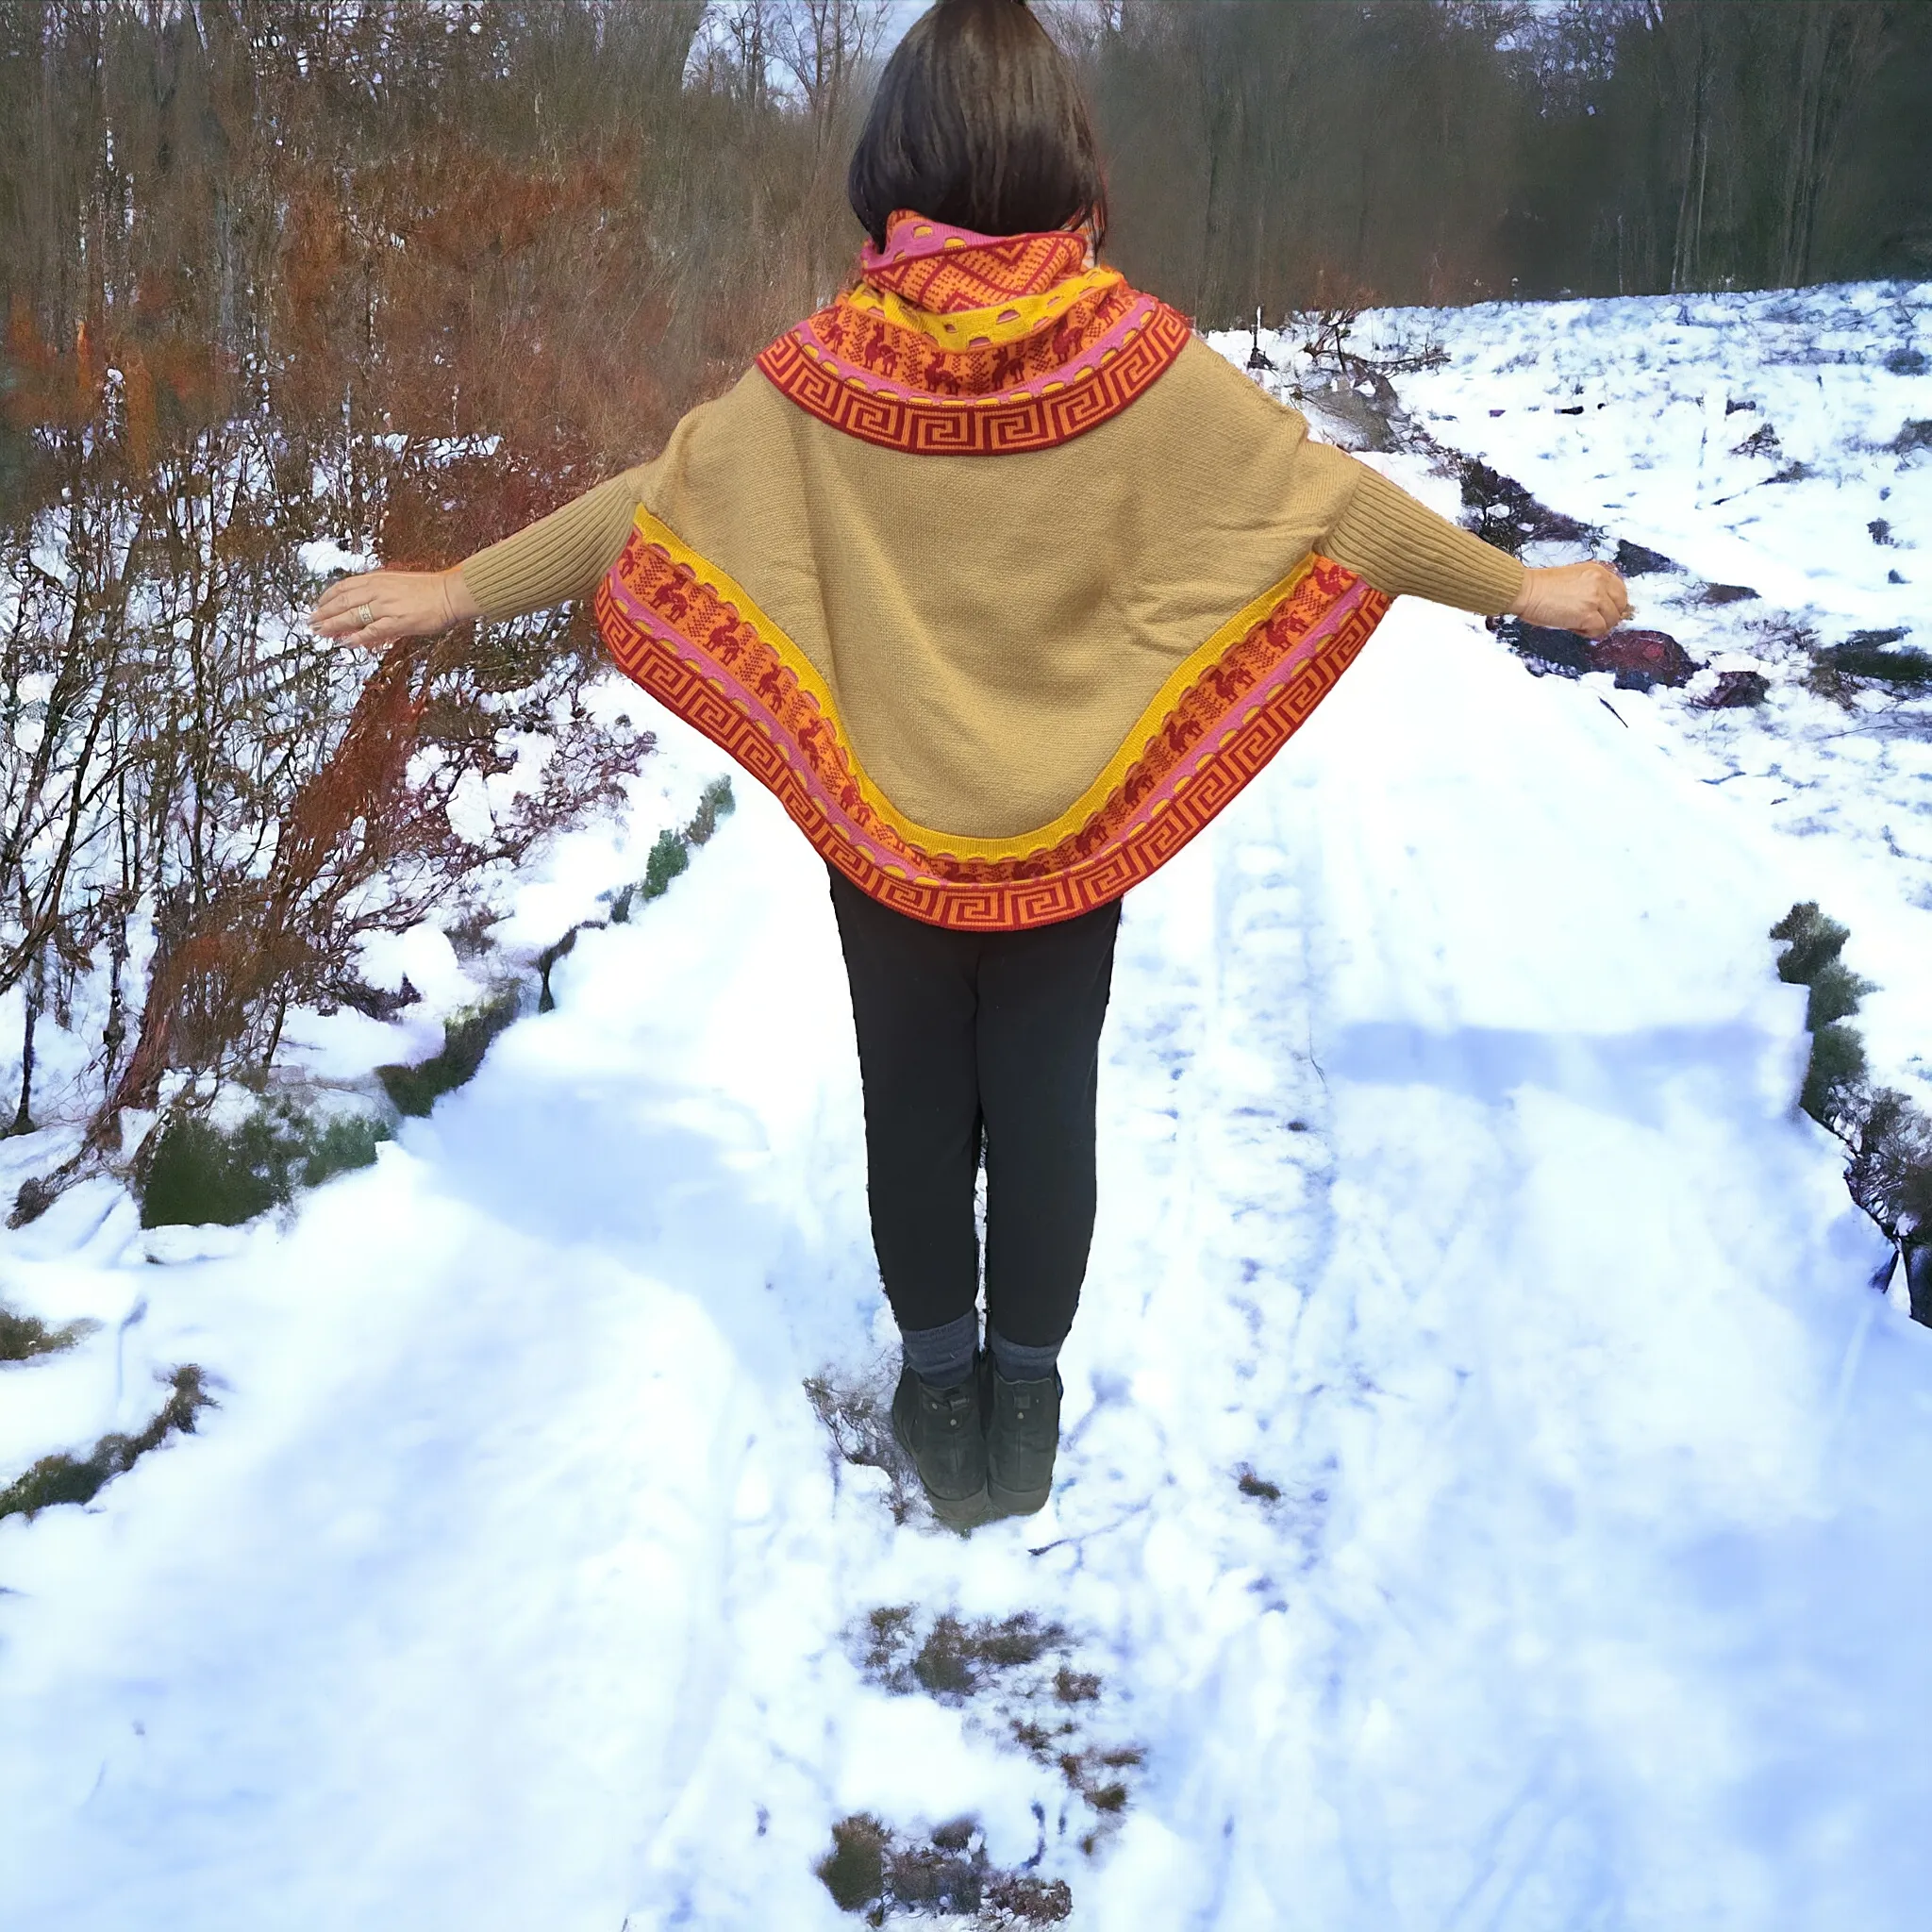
[755,302,1192,456]
[592,526,1391,930]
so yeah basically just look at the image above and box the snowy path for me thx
[1223,280,1932,1115]
[4,591,1932,1930]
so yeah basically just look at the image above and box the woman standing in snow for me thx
[309,0,1629,1530]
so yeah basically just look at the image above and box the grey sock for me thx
[900,1308,979,1391]
[987,1324,1060,1386]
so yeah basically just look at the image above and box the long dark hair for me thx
[847,0,1108,251]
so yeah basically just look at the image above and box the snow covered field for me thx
[4,287,1931,1930]
[1222,279,1932,1111]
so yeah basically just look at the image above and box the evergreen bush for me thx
[1805,957,1878,1030]
[1770,904,1873,1133]
[0,1364,214,1522]
[1770,902,1932,1324]
[640,827,689,902]
[608,777,736,924]
[375,985,522,1118]
[141,1098,391,1228]
[303,1114,391,1186]
[684,775,737,846]
[814,1811,1074,1924]
[1770,900,1852,989]
[539,774,740,1011]
[1800,1022,1869,1125]
[0,1304,95,1362]
[1847,1089,1932,1237]
[817,1814,890,1911]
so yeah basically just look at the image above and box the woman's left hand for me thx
[308,567,479,647]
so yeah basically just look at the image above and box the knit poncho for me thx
[458,215,1525,929]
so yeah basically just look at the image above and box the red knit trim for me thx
[594,532,1391,930]
[809,277,1139,395]
[860,213,1089,309]
[755,301,1191,456]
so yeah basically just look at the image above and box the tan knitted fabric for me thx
[459,336,1524,840]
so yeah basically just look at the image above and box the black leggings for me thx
[828,871,1122,1349]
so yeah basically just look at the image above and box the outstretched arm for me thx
[307,463,651,645]
[1321,453,1630,640]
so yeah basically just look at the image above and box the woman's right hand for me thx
[1508,561,1631,640]
[308,567,480,648]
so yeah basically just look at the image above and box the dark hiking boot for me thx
[891,1360,990,1530]
[982,1360,1062,1519]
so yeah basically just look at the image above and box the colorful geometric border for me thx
[818,277,1141,399]
[858,216,1091,309]
[843,265,1124,350]
[593,509,1391,930]
[755,299,1192,456]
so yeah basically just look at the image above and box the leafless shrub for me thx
[804,1365,919,1524]
[815,1810,1074,1924]
[850,1602,1146,1853]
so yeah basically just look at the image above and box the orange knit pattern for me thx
[864,216,1090,310]
[809,276,1141,395]
[756,303,1191,457]
[594,526,1391,929]
[758,210,1192,456]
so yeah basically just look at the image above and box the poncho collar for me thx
[756,209,1191,455]
[858,209,1093,310]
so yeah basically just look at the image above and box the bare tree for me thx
[770,0,893,142]
[1763,1,1889,287]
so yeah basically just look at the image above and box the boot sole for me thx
[986,1476,1051,1518]
[928,1485,992,1530]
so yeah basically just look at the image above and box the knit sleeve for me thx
[455,463,654,624]
[1314,445,1526,617]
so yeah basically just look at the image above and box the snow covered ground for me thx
[4,287,1932,1930]
[1220,279,1932,1112]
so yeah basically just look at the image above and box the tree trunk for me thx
[1669,17,1708,293]
[11,941,43,1137]
[1907,1237,1932,1329]
[103,902,128,1094]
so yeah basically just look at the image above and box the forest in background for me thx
[0,0,1928,1204]
[8,1,1931,480]
[1075,0,1932,319]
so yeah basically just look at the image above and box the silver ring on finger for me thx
[356,602,375,626]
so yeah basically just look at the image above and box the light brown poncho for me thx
[459,216,1524,929]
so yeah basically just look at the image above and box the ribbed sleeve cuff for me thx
[1325,460,1527,618]
[457,467,648,625]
